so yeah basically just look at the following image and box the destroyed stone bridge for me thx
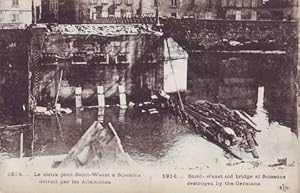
[0,18,298,159]
[0,18,298,124]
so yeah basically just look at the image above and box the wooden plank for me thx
[246,131,259,158]
[119,85,127,108]
[192,50,287,54]
[54,69,63,107]
[20,129,24,158]
[97,86,105,107]
[75,87,82,108]
[108,122,125,154]
[234,110,260,132]
[0,124,30,131]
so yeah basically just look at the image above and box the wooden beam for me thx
[97,86,105,107]
[75,87,82,109]
[20,129,24,158]
[191,50,287,54]
[119,85,127,108]
[0,124,30,131]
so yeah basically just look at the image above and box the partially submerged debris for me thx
[0,152,14,160]
[34,106,72,116]
[56,121,132,168]
[167,97,260,160]
[268,158,287,167]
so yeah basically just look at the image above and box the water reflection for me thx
[14,107,186,161]
[97,108,105,123]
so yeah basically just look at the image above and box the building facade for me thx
[0,0,41,24]
[47,0,297,23]
[58,0,142,23]
[261,0,297,20]
[141,0,297,20]
[141,0,220,19]
[220,0,297,20]
[41,0,59,22]
[220,0,263,20]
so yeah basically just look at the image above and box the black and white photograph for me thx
[0,0,299,192]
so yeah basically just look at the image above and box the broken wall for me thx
[31,28,164,107]
[187,52,259,110]
[186,52,297,131]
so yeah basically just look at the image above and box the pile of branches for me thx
[168,98,260,160]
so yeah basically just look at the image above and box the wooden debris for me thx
[268,158,287,167]
[168,98,259,159]
[0,124,30,131]
[57,121,132,168]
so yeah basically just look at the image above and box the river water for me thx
[0,53,298,168]
[0,83,297,168]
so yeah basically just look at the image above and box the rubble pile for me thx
[56,121,132,168]
[49,24,154,35]
[34,106,72,116]
[168,98,260,160]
